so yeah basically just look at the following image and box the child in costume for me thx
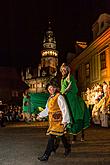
[37,78,71,161]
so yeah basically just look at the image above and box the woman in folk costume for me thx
[92,98,102,125]
[60,63,90,142]
[22,91,31,122]
[37,78,71,161]
[99,91,110,127]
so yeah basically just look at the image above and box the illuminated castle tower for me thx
[23,21,59,93]
[40,21,58,77]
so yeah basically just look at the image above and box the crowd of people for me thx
[84,81,110,127]
[0,103,39,127]
[0,105,23,127]
[4,106,23,122]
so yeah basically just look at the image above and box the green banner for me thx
[29,93,49,114]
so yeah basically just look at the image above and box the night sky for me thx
[0,0,110,68]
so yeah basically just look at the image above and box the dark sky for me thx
[0,0,110,68]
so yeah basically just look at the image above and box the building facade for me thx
[22,22,58,93]
[70,13,110,94]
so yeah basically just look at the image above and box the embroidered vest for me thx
[47,93,65,136]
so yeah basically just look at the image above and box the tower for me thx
[40,21,58,77]
[21,21,59,93]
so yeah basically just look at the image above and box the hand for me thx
[63,122,67,128]
[62,93,65,96]
[36,115,42,121]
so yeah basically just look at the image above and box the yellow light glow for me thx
[42,50,58,57]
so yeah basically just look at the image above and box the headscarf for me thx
[60,63,70,73]
[60,63,71,80]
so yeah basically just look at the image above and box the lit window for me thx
[30,84,32,88]
[37,82,42,88]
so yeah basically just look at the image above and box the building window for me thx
[12,91,18,97]
[100,51,106,70]
[33,84,36,88]
[101,21,104,29]
[15,91,18,97]
[85,63,90,78]
[12,91,15,97]
[42,83,45,88]
[30,84,32,88]
[37,82,42,88]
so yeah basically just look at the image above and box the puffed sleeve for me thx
[38,103,48,118]
[57,95,70,124]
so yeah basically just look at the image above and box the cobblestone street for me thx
[0,124,110,165]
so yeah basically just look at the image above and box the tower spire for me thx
[48,16,52,30]
[41,20,58,77]
[43,19,56,50]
